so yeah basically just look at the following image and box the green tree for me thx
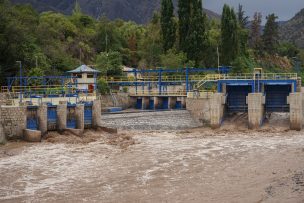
[95,17,123,53]
[160,0,176,52]
[97,78,110,95]
[184,0,207,65]
[95,51,123,76]
[250,12,262,51]
[160,49,191,68]
[262,14,279,54]
[138,12,163,68]
[237,4,249,29]
[178,0,190,52]
[221,4,239,65]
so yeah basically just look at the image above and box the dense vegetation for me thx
[0,0,303,86]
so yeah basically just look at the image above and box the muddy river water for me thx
[0,128,304,203]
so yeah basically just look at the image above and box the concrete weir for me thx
[187,91,304,130]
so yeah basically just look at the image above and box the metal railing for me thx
[103,75,207,83]
[9,85,77,94]
[195,73,298,90]
[129,90,188,97]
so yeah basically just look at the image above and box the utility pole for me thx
[79,48,82,65]
[217,46,220,73]
[16,61,22,103]
[35,56,38,68]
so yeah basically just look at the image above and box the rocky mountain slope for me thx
[279,8,304,48]
[11,0,220,24]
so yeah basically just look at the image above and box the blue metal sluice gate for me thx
[226,85,251,112]
[136,98,142,109]
[161,97,169,109]
[47,104,57,131]
[265,85,291,112]
[27,106,38,130]
[83,102,93,128]
[218,77,296,113]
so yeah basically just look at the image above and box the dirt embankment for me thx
[44,130,136,149]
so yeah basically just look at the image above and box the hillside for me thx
[10,0,220,24]
[279,8,304,48]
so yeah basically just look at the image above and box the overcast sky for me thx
[204,0,304,23]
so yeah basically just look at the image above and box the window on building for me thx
[87,74,94,78]
[77,74,82,78]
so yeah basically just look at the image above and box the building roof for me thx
[67,65,100,74]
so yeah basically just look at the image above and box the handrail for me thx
[129,91,188,96]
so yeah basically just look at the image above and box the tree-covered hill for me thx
[0,0,303,86]
[11,0,220,24]
[279,8,304,48]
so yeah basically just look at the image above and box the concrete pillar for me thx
[38,103,47,135]
[92,100,102,128]
[288,93,303,131]
[23,129,41,142]
[57,103,67,132]
[142,97,150,110]
[169,97,177,109]
[297,78,302,93]
[0,123,5,144]
[247,93,265,129]
[75,104,84,131]
[210,93,226,129]
[181,97,186,108]
[154,96,163,109]
[222,84,227,94]
[130,97,137,108]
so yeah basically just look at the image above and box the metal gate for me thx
[47,104,57,131]
[265,85,291,112]
[136,98,142,109]
[175,101,182,109]
[27,106,38,130]
[162,97,169,109]
[149,100,154,110]
[226,85,251,112]
[67,104,77,129]
[84,102,93,128]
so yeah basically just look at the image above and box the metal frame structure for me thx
[3,76,78,97]
[106,67,231,95]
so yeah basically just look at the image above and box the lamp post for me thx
[16,61,22,103]
[292,57,301,74]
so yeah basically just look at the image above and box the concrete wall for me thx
[76,104,84,131]
[92,100,102,128]
[57,103,67,132]
[0,106,26,140]
[38,104,48,135]
[288,93,303,131]
[247,93,265,129]
[187,93,226,128]
[0,93,9,106]
[99,93,132,109]
[0,123,5,144]
[210,93,226,129]
[186,93,213,125]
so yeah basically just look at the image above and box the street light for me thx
[292,57,301,74]
[16,61,22,103]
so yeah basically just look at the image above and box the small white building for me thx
[67,65,100,93]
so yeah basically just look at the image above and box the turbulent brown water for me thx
[0,112,304,202]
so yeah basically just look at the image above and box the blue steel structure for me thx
[217,78,297,113]
[109,67,231,95]
[6,76,78,97]
[26,106,38,130]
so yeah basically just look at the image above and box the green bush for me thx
[97,78,110,95]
